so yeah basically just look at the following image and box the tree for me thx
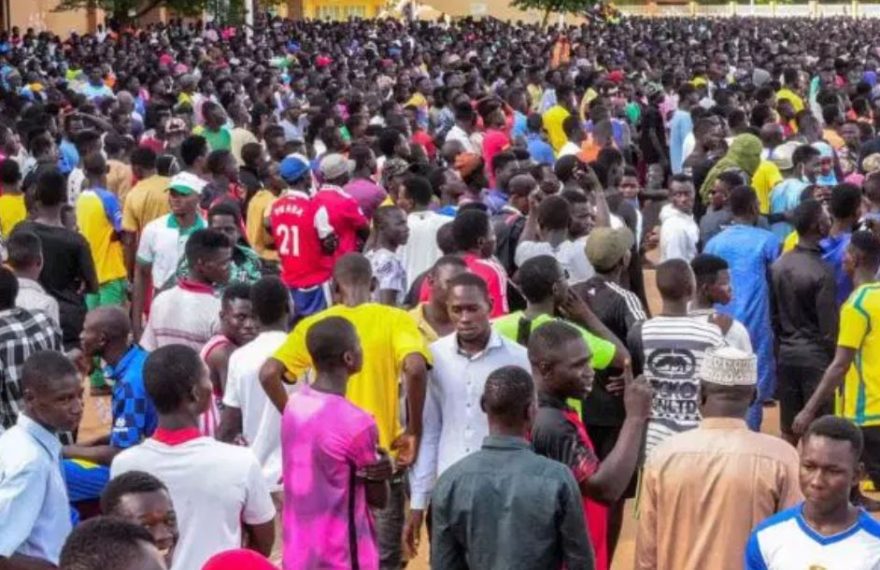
[54,0,212,23]
[510,0,595,26]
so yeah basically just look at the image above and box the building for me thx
[1,0,99,35]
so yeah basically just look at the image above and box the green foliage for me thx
[54,0,211,21]
[510,0,597,24]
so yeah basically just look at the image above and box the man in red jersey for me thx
[312,154,370,260]
[268,156,337,320]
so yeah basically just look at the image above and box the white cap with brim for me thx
[168,172,207,196]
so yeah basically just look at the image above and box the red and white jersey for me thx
[312,185,369,260]
[269,190,334,289]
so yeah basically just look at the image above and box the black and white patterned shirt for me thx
[0,307,63,432]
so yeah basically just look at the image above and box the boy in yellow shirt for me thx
[0,159,25,239]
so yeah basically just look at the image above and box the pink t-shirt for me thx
[282,385,380,570]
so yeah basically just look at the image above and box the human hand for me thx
[622,360,652,421]
[362,448,394,481]
[391,432,419,468]
[557,289,591,323]
[792,408,816,437]
[403,509,425,558]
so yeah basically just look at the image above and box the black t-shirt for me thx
[639,106,667,163]
[573,276,647,427]
[17,221,97,349]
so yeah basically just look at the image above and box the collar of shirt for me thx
[17,277,46,294]
[538,392,572,411]
[107,345,145,383]
[152,426,202,446]
[455,330,505,360]
[700,417,749,430]
[177,279,216,294]
[17,413,62,460]
[481,434,530,451]
[794,242,823,255]
[166,213,206,234]
[317,184,351,197]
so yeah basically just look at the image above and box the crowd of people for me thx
[3,10,880,570]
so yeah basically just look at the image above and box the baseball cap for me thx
[769,141,800,171]
[279,155,310,183]
[168,172,207,196]
[165,117,187,134]
[202,549,276,570]
[586,227,634,272]
[319,153,355,181]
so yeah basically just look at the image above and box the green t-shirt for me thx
[492,311,616,370]
[194,125,232,152]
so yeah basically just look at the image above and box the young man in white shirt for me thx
[515,195,594,283]
[111,344,275,570]
[404,272,531,556]
[6,229,60,326]
[397,175,450,289]
[659,174,700,262]
[218,277,293,491]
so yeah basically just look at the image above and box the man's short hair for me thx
[144,345,204,414]
[447,271,489,301]
[180,135,208,167]
[0,266,18,310]
[208,201,242,225]
[691,253,728,287]
[306,316,358,369]
[100,471,169,516]
[793,199,825,236]
[850,230,880,270]
[221,282,251,308]
[792,144,820,168]
[480,365,534,425]
[21,350,78,394]
[35,168,68,207]
[517,255,561,304]
[0,157,21,184]
[59,516,156,570]
[250,276,289,326]
[6,229,42,270]
[804,415,864,462]
[452,209,490,252]
[130,147,157,170]
[536,195,571,231]
[403,175,434,207]
[527,320,585,366]
[184,229,231,267]
[829,183,862,220]
[332,253,373,288]
[656,258,694,301]
[728,185,758,217]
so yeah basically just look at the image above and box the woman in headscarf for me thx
[698,133,763,206]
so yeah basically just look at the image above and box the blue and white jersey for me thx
[745,503,880,570]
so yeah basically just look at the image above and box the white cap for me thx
[699,347,757,387]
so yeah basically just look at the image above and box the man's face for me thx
[620,176,640,200]
[385,208,410,246]
[800,435,860,516]
[128,541,168,570]
[841,124,861,149]
[168,189,198,216]
[710,180,730,210]
[116,490,179,566]
[209,214,239,246]
[79,312,105,360]
[704,123,725,152]
[802,156,821,183]
[709,268,733,305]
[670,182,695,214]
[197,247,232,286]
[221,298,257,346]
[447,284,492,344]
[25,373,83,433]
[478,223,497,259]
[543,337,594,399]
[568,202,593,239]
[429,264,467,308]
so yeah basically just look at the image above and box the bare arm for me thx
[242,521,275,557]
[0,555,57,570]
[131,263,151,340]
[62,444,120,466]
[792,347,855,436]
[121,232,137,281]
[259,358,292,414]
[217,406,243,444]
[392,353,428,468]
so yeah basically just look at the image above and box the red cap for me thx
[202,549,277,570]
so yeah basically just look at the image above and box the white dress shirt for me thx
[15,278,60,327]
[409,330,531,509]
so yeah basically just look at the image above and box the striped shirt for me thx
[140,280,220,353]
[627,316,725,455]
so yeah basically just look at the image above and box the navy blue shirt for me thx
[108,345,157,449]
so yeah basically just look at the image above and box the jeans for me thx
[372,477,406,570]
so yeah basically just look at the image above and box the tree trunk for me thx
[541,6,551,26]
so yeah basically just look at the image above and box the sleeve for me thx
[136,222,156,265]
[344,197,369,230]
[272,322,312,380]
[0,465,46,557]
[392,311,432,368]
[838,298,868,350]
[372,253,401,293]
[744,530,770,570]
[99,190,124,232]
[109,383,150,449]
[626,321,646,376]
[532,412,599,484]
[347,421,380,470]
[778,450,804,510]
[816,270,840,355]
[557,469,595,570]
[514,241,540,268]
[582,329,616,371]
[313,205,334,239]
[634,461,659,570]
[77,236,98,286]
[429,479,469,570]
[409,370,442,510]
[241,454,277,525]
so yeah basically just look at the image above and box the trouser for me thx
[86,278,128,388]
[63,459,110,503]
[372,477,406,570]
[777,362,832,437]
[862,426,880,489]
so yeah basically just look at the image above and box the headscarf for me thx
[699,134,763,202]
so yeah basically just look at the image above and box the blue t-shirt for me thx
[108,345,157,449]
[821,231,853,306]
[526,133,555,166]
[746,503,880,570]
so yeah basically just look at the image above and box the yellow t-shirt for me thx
[76,189,127,285]
[122,175,171,235]
[782,231,799,253]
[543,104,571,153]
[776,88,805,113]
[837,283,880,426]
[272,303,432,449]
[409,304,439,344]
[752,160,783,216]
[246,189,277,261]
[0,194,26,238]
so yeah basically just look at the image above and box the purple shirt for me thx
[282,384,380,570]
[344,178,388,220]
